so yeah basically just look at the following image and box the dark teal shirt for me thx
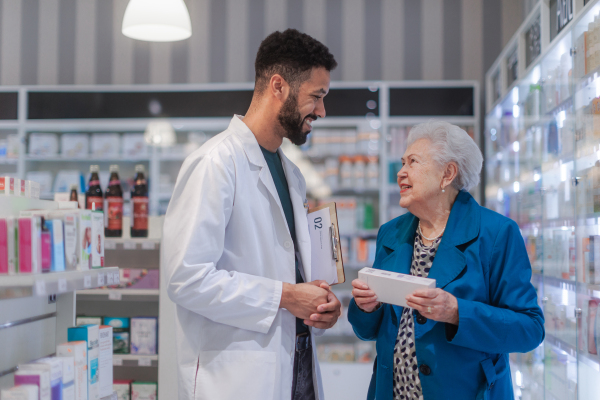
[260,145,308,335]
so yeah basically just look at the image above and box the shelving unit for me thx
[0,194,121,392]
[485,0,600,398]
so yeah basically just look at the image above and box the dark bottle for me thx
[86,165,103,211]
[105,164,123,237]
[131,164,149,238]
[69,185,80,208]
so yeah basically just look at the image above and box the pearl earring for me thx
[441,187,445,193]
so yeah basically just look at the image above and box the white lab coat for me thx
[162,115,325,400]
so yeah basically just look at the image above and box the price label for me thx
[123,241,136,250]
[35,280,46,296]
[58,279,67,293]
[104,240,117,250]
[141,241,156,250]
[83,275,92,288]
[107,273,114,285]
[138,357,152,367]
[113,357,123,366]
[97,273,105,287]
[108,290,122,301]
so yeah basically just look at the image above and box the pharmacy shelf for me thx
[25,155,151,162]
[533,273,600,298]
[0,158,17,164]
[0,196,63,218]
[0,267,120,300]
[76,288,159,302]
[113,354,158,368]
[545,333,600,372]
[105,238,161,251]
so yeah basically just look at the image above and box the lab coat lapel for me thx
[279,149,312,282]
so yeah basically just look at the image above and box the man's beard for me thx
[277,91,316,146]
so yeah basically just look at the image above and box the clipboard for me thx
[308,202,345,285]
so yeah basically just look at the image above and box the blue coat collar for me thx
[379,191,481,320]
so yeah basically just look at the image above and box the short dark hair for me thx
[254,29,337,93]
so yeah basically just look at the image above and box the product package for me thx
[29,133,59,157]
[0,218,8,274]
[130,382,157,400]
[109,269,159,290]
[7,217,16,273]
[14,364,51,400]
[130,317,158,355]
[78,210,92,270]
[26,171,53,195]
[18,216,42,274]
[113,381,132,400]
[55,356,75,400]
[98,326,114,398]
[68,325,100,400]
[41,226,52,272]
[358,267,436,308]
[103,317,130,354]
[1,385,39,400]
[76,317,103,326]
[56,341,87,400]
[1,176,14,195]
[91,212,104,268]
[122,133,147,157]
[14,178,24,197]
[45,219,66,272]
[35,357,64,400]
[61,134,89,158]
[91,133,121,158]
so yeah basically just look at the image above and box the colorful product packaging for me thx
[14,364,51,400]
[1,176,14,195]
[56,341,87,400]
[41,227,52,272]
[91,212,104,269]
[130,382,157,400]
[78,210,92,270]
[8,217,17,273]
[18,216,42,274]
[35,357,64,400]
[113,380,132,400]
[45,219,66,272]
[103,317,130,354]
[0,385,39,400]
[55,356,75,400]
[130,317,158,355]
[98,326,114,398]
[68,325,100,400]
[0,218,7,274]
[46,211,79,271]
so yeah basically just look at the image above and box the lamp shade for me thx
[144,120,176,147]
[122,0,192,42]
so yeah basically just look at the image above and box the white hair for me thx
[407,120,483,191]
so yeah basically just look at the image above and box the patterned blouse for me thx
[393,233,441,400]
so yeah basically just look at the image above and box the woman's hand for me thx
[406,288,459,325]
[351,279,381,313]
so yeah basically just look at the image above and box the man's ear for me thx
[269,74,290,103]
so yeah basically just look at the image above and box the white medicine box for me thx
[358,267,436,308]
[29,133,59,157]
[122,133,148,157]
[91,133,121,158]
[61,134,89,158]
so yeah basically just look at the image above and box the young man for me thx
[163,29,341,400]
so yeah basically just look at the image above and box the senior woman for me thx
[349,121,544,400]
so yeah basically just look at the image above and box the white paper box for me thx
[131,383,157,400]
[61,134,89,158]
[26,171,52,195]
[35,357,64,400]
[130,318,157,355]
[122,133,147,157]
[0,176,14,195]
[29,133,59,156]
[14,364,51,400]
[56,341,88,400]
[91,133,120,158]
[98,326,113,398]
[56,356,76,400]
[1,385,39,400]
[112,383,130,400]
[91,212,104,268]
[358,267,436,308]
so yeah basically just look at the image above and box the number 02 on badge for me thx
[308,202,345,285]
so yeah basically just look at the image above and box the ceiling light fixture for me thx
[122,0,192,42]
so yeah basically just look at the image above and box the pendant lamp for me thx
[122,0,192,42]
[144,120,176,147]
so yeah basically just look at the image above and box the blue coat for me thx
[348,191,545,400]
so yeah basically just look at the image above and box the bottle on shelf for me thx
[105,165,123,237]
[86,165,103,211]
[69,185,80,208]
[131,164,149,238]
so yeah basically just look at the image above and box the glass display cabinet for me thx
[486,0,600,398]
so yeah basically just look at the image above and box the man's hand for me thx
[280,281,329,320]
[304,282,342,329]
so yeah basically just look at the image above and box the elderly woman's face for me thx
[398,139,444,210]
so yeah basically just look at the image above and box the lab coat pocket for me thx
[195,350,277,400]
